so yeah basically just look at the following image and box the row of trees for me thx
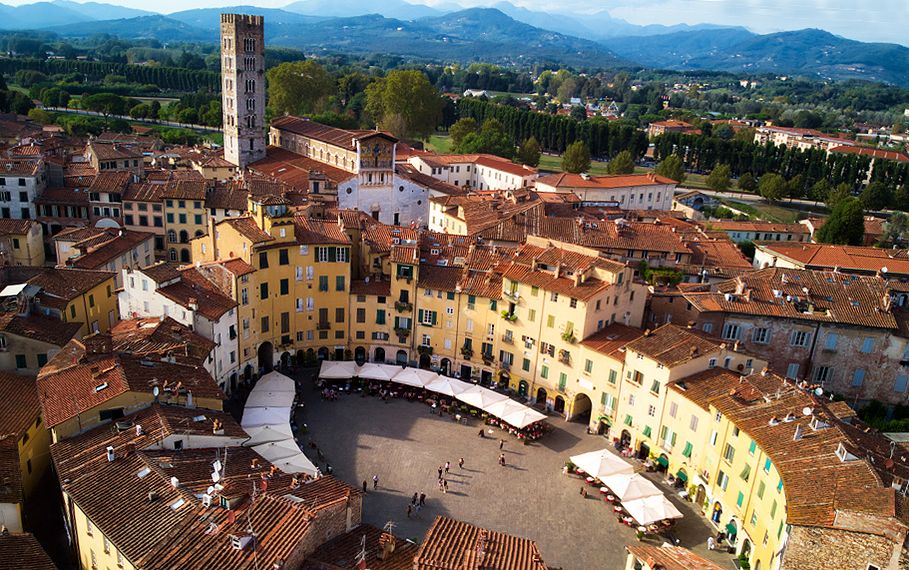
[455,97,647,159]
[0,58,219,93]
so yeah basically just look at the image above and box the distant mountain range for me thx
[1,0,908,86]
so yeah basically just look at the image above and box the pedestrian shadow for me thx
[503,449,526,456]
[507,465,528,471]
[460,467,484,473]
[445,490,467,497]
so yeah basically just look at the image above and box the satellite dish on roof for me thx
[882,266,889,273]
[815,387,824,396]
[802,406,812,416]
[152,386,160,397]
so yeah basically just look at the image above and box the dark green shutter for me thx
[418,309,424,323]
[431,311,437,325]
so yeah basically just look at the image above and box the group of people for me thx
[484,415,548,442]
[406,491,428,518]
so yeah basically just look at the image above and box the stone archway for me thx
[258,341,274,373]
[280,351,291,369]
[440,358,451,376]
[518,380,528,397]
[419,353,431,369]
[536,387,548,407]
[374,347,385,363]
[554,395,566,414]
[317,347,329,360]
[396,349,407,364]
[571,393,592,423]
[354,346,367,365]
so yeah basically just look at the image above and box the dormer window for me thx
[836,442,858,462]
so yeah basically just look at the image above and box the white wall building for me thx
[534,172,676,211]
[0,158,46,220]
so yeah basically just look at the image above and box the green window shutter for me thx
[490,300,497,311]
[609,369,617,384]
[643,425,652,438]
[431,311,437,325]
[624,415,633,426]
[660,426,668,441]
[447,292,455,300]
[740,464,751,481]
[328,247,337,262]
[671,432,677,447]
[541,365,549,379]
[394,316,400,328]
[522,358,530,372]
[558,373,567,391]
[601,392,608,406]
[736,492,744,508]
[682,442,693,457]
[418,309,424,323]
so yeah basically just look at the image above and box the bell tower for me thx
[220,13,266,169]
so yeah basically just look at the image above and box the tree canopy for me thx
[758,173,787,203]
[655,154,686,184]
[562,141,591,174]
[516,137,541,167]
[266,60,333,117]
[606,150,635,175]
[706,164,732,192]
[816,197,865,245]
[365,69,442,140]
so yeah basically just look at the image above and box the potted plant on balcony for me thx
[500,309,517,322]
[460,345,474,359]
[417,345,433,356]
[394,326,410,338]
[561,329,577,343]
[394,300,412,312]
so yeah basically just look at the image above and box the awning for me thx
[725,522,738,535]
[656,456,669,467]
[596,414,612,424]
[675,469,689,483]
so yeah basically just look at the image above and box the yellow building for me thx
[0,371,52,533]
[163,180,208,264]
[413,266,461,371]
[489,236,647,419]
[29,267,119,336]
[192,195,352,370]
[0,219,44,267]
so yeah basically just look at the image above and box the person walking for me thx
[444,461,450,474]
[373,474,379,490]
[437,465,443,479]
[412,492,418,506]
[458,457,464,469]
[499,439,505,450]
[499,453,506,467]
[478,428,485,438]
[419,492,426,507]
[438,478,444,492]
[443,479,448,493]
[362,480,368,493]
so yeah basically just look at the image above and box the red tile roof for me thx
[757,242,909,275]
[0,218,36,236]
[414,516,547,570]
[625,545,724,570]
[625,324,723,367]
[111,317,215,366]
[580,323,645,360]
[28,267,115,301]
[830,145,909,162]
[708,220,808,235]
[0,158,42,177]
[272,116,397,147]
[157,267,238,322]
[0,312,81,347]
[67,229,154,271]
[303,524,417,570]
[250,146,354,188]
[0,533,57,570]
[536,172,676,189]
[219,216,274,244]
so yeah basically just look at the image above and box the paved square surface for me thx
[295,378,734,569]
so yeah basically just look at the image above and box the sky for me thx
[7,0,908,45]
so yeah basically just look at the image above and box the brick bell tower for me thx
[220,14,266,169]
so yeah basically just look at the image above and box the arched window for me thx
[195,230,204,237]
[169,248,177,261]
[180,249,190,263]
[167,230,176,243]
[179,230,189,244]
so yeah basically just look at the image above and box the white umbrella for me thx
[318,360,359,380]
[456,385,509,410]
[256,371,297,392]
[501,407,548,429]
[273,453,319,477]
[600,473,662,502]
[246,390,295,408]
[622,495,684,525]
[241,406,291,428]
[252,439,303,462]
[244,424,294,446]
[484,399,528,420]
[425,376,472,397]
[391,367,432,388]
[357,362,398,381]
[415,369,441,385]
[569,449,634,479]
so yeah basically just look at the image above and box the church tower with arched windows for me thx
[220,14,266,169]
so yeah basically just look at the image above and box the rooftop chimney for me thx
[106,446,115,462]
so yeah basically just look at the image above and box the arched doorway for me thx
[740,539,752,559]
[637,441,650,460]
[395,350,407,364]
[554,395,566,414]
[258,342,274,372]
[711,502,723,524]
[695,484,707,510]
[518,380,528,397]
[725,519,738,545]
[354,346,366,365]
[280,352,290,369]
[180,248,190,263]
[419,353,431,369]
[243,364,253,380]
[571,393,592,423]
[620,429,631,448]
[374,347,385,363]
[229,373,237,394]
[440,358,451,375]
[306,348,314,363]
[536,387,548,406]
[317,347,329,360]
[296,350,304,365]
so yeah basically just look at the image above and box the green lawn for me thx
[427,134,453,153]
[538,153,612,175]
[722,200,801,223]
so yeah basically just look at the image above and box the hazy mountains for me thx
[2,0,909,86]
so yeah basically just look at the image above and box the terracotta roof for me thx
[536,172,676,189]
[303,524,417,570]
[249,146,355,188]
[669,368,743,411]
[0,218,35,236]
[625,324,723,367]
[757,242,909,275]
[686,239,752,271]
[625,545,724,570]
[350,279,391,296]
[34,186,89,206]
[684,268,898,329]
[650,120,694,128]
[111,317,215,366]
[123,182,164,202]
[0,438,21,503]
[161,180,206,200]
[0,312,81,347]
[419,153,536,177]
[28,267,114,301]
[219,216,274,244]
[580,323,645,360]
[418,265,461,291]
[0,533,57,570]
[396,163,468,196]
[830,145,909,162]
[67,229,154,271]
[413,516,547,570]
[88,170,131,194]
[708,220,808,234]
[139,262,182,285]
[87,141,141,160]
[38,338,223,427]
[293,216,350,245]
[205,186,248,210]
[0,371,39,439]
[271,116,397,148]
[203,257,256,278]
[0,158,42,177]
[157,267,238,322]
